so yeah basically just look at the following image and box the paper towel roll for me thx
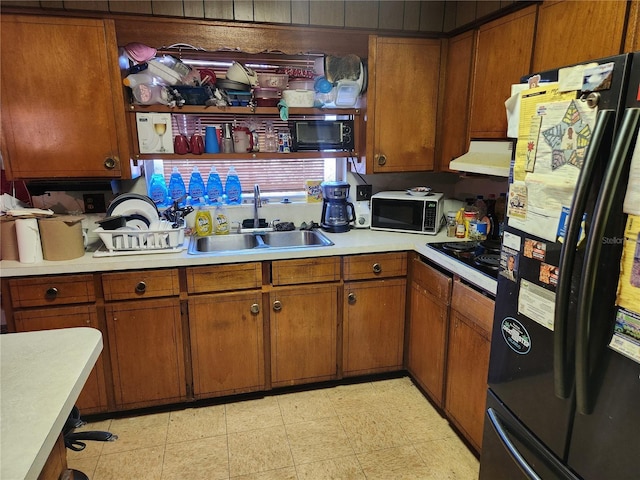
[15,218,43,263]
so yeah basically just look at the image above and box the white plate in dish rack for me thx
[108,199,159,227]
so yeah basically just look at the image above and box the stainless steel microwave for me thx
[370,191,445,235]
[289,120,355,152]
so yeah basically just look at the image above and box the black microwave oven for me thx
[289,120,355,152]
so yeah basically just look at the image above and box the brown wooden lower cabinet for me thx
[188,291,265,398]
[445,279,494,452]
[269,284,339,387]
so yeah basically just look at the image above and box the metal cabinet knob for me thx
[372,263,382,274]
[347,292,357,304]
[250,303,260,314]
[273,300,282,311]
[104,157,117,170]
[377,154,387,166]
[135,281,147,293]
[45,287,58,299]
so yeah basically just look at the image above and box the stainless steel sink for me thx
[188,230,333,254]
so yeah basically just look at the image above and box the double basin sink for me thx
[188,230,334,254]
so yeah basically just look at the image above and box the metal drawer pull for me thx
[45,287,58,299]
[135,281,147,293]
[273,300,282,311]
[348,292,357,304]
[372,263,382,274]
[250,303,260,314]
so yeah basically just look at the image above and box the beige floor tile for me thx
[66,456,99,479]
[339,409,411,453]
[225,396,283,433]
[414,436,480,479]
[277,389,336,424]
[231,466,298,479]
[161,435,229,480]
[295,455,366,480]
[65,419,113,460]
[357,445,431,480]
[285,416,353,465]
[101,411,169,453]
[228,425,294,477]
[167,404,226,443]
[92,446,165,480]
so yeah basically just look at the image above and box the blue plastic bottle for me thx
[188,166,206,205]
[168,167,186,205]
[225,166,242,205]
[148,172,168,207]
[206,166,224,205]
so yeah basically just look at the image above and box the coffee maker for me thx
[320,181,355,233]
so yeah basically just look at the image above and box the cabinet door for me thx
[189,291,265,398]
[343,278,406,376]
[367,36,442,173]
[106,298,186,409]
[439,30,475,171]
[0,15,129,179]
[407,283,448,407]
[445,310,491,452]
[533,0,627,72]
[13,305,108,414]
[469,5,536,139]
[270,284,338,387]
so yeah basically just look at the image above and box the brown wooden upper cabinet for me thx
[438,30,475,171]
[533,0,628,72]
[468,5,536,139]
[0,15,132,180]
[366,36,442,173]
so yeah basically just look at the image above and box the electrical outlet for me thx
[355,185,372,202]
[83,193,106,213]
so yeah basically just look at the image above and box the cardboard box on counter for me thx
[38,215,85,261]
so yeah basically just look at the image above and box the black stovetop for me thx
[427,239,502,279]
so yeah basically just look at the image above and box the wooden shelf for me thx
[128,105,360,117]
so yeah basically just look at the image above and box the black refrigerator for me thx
[479,52,640,479]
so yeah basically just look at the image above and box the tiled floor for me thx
[67,376,479,479]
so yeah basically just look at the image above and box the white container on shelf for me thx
[282,89,315,107]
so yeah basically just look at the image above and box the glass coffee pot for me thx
[320,181,355,233]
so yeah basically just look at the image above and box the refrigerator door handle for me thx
[576,107,640,415]
[554,109,616,399]
[487,408,543,480]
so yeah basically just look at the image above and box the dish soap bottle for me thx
[188,166,206,205]
[206,166,224,205]
[225,166,242,205]
[148,172,168,207]
[168,167,186,205]
[214,199,230,235]
[195,206,213,236]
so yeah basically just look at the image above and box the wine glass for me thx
[153,117,167,152]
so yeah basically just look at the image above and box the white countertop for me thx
[0,229,497,295]
[0,328,103,480]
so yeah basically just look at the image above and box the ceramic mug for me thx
[190,133,204,155]
[174,134,191,155]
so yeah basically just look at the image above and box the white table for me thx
[1,327,103,480]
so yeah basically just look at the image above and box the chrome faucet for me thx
[253,184,261,228]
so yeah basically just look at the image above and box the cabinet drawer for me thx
[451,280,494,335]
[271,257,340,286]
[343,252,407,280]
[411,257,452,303]
[8,274,95,308]
[102,269,180,301]
[186,262,262,293]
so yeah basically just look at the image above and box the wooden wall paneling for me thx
[204,0,234,20]
[151,0,185,17]
[234,0,254,22]
[254,0,292,24]
[379,0,405,30]
[309,0,344,27]
[345,0,379,29]
[109,1,152,14]
[625,0,640,53]
[419,0,445,32]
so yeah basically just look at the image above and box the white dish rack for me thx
[94,225,185,252]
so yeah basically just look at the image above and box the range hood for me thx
[449,140,514,177]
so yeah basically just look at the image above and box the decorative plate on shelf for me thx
[406,187,432,196]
